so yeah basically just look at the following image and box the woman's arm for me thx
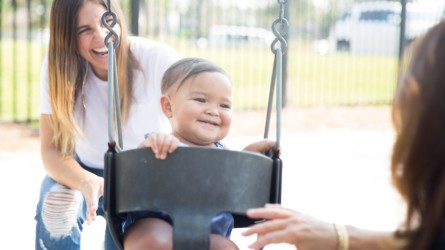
[40,114,103,223]
[242,204,404,250]
[347,225,405,250]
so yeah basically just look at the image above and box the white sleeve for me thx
[39,52,52,114]
[153,42,181,76]
[129,36,181,81]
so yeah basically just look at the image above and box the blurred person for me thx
[242,19,445,250]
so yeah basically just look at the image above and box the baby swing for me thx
[102,1,288,249]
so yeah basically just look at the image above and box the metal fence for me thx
[0,0,443,123]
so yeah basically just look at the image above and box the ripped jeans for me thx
[34,164,118,250]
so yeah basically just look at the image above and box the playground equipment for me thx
[102,1,288,249]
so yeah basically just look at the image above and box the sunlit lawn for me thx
[0,39,398,122]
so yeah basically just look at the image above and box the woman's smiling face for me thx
[76,1,121,80]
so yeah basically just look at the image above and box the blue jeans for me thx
[34,162,118,250]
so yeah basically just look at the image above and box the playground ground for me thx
[0,106,404,249]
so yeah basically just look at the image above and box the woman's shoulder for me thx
[128,36,178,56]
[128,36,180,69]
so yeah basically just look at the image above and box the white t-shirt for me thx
[40,36,181,169]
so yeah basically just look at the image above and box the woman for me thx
[34,0,180,249]
[243,20,445,250]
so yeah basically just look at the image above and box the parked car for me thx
[207,25,274,48]
[329,1,443,55]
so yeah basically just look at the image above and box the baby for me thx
[124,58,276,250]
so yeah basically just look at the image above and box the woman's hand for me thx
[139,133,180,159]
[242,204,337,250]
[40,114,105,225]
[79,174,104,225]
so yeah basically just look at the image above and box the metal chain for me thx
[103,0,123,151]
[271,0,289,54]
[264,0,288,156]
[103,0,120,48]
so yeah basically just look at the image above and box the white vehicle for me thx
[329,1,443,55]
[207,25,274,48]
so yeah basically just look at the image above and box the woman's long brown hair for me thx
[392,20,445,249]
[48,0,139,157]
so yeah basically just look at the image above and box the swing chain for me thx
[264,0,287,155]
[271,0,289,54]
[103,0,120,48]
[103,0,123,151]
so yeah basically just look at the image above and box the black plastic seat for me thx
[104,146,282,250]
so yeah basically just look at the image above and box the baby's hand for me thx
[243,139,280,156]
[139,133,180,159]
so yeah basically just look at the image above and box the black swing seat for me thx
[104,146,282,250]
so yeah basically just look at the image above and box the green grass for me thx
[0,39,398,122]
[289,50,398,106]
[171,39,399,108]
[0,39,46,122]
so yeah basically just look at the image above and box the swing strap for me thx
[103,0,123,152]
[264,0,289,158]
